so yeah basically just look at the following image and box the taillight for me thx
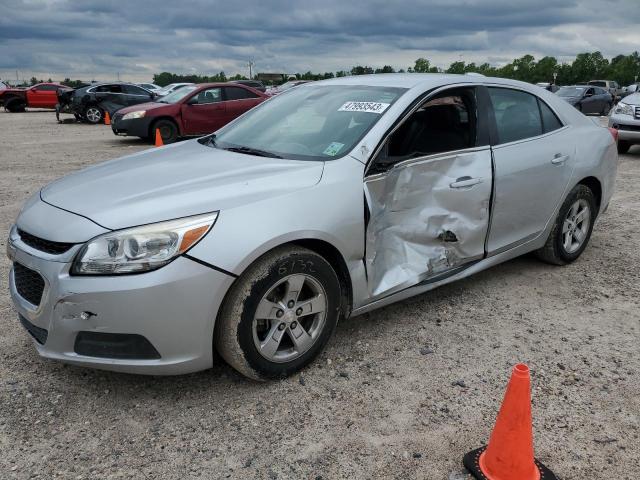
[608,127,619,142]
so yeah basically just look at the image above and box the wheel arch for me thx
[576,176,602,212]
[149,116,181,138]
[216,236,354,319]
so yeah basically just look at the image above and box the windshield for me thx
[158,85,198,103]
[277,81,299,92]
[207,85,406,161]
[557,86,586,97]
[588,81,606,87]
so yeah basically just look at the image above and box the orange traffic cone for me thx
[463,364,558,480]
[104,111,110,125]
[154,128,164,147]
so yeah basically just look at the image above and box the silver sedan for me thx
[7,74,618,379]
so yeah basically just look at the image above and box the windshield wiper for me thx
[223,146,282,158]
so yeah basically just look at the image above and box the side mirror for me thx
[186,96,198,105]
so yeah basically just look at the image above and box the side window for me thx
[585,88,595,96]
[193,87,222,104]
[125,85,150,96]
[95,85,122,93]
[386,89,477,159]
[538,100,563,133]
[35,85,58,91]
[488,88,542,144]
[224,86,259,100]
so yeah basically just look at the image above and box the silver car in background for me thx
[609,92,640,153]
[7,74,618,380]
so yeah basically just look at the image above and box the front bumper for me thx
[609,112,640,142]
[111,115,153,138]
[7,225,234,375]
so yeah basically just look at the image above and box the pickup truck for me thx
[0,83,72,112]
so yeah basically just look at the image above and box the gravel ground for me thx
[0,110,638,480]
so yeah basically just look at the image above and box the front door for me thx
[364,87,492,298]
[27,85,58,108]
[181,87,225,135]
[486,87,574,254]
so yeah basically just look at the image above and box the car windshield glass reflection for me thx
[206,85,406,161]
[557,87,586,97]
[158,86,198,103]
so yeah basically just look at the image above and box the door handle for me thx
[551,153,569,165]
[450,176,483,189]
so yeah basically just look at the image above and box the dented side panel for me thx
[364,148,493,297]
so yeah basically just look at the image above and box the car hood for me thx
[622,93,640,105]
[41,140,324,230]
[116,102,171,115]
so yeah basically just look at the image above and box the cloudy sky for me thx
[1,0,639,83]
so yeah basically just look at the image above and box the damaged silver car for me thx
[8,74,618,380]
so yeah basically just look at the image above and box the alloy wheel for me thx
[252,274,327,363]
[86,107,102,123]
[562,199,591,254]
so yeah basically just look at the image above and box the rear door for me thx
[363,86,493,298]
[123,85,154,107]
[222,86,263,124]
[180,87,225,135]
[486,87,573,254]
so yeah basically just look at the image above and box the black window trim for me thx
[484,84,568,149]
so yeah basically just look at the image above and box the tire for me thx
[215,245,341,380]
[536,185,597,266]
[617,141,631,154]
[83,105,103,124]
[151,119,179,144]
[5,97,25,113]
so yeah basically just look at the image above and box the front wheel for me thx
[215,246,341,380]
[150,119,178,144]
[536,185,596,265]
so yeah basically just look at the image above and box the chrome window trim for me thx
[490,124,571,151]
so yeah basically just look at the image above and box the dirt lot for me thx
[0,110,638,480]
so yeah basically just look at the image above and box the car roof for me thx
[301,73,553,94]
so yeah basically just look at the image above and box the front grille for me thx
[19,314,48,345]
[618,124,640,132]
[635,106,640,120]
[17,229,74,255]
[13,263,45,307]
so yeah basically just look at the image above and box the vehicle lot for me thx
[0,111,639,479]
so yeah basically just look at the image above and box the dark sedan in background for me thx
[57,83,156,124]
[111,83,268,143]
[556,85,613,115]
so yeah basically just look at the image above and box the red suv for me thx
[1,82,72,112]
[111,83,268,143]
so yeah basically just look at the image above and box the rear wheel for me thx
[618,141,631,154]
[151,119,178,144]
[536,185,596,265]
[83,105,103,124]
[215,246,341,380]
[5,97,25,112]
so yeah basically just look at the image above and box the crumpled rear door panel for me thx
[364,148,492,298]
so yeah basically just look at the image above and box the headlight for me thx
[71,212,218,275]
[614,102,633,116]
[122,110,146,120]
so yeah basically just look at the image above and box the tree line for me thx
[10,51,639,88]
[151,51,640,87]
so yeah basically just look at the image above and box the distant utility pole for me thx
[248,60,254,79]
[117,71,120,81]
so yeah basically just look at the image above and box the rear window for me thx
[225,87,259,100]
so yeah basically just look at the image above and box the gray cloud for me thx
[1,0,639,82]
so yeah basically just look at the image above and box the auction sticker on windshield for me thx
[323,142,345,156]
[338,101,390,114]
